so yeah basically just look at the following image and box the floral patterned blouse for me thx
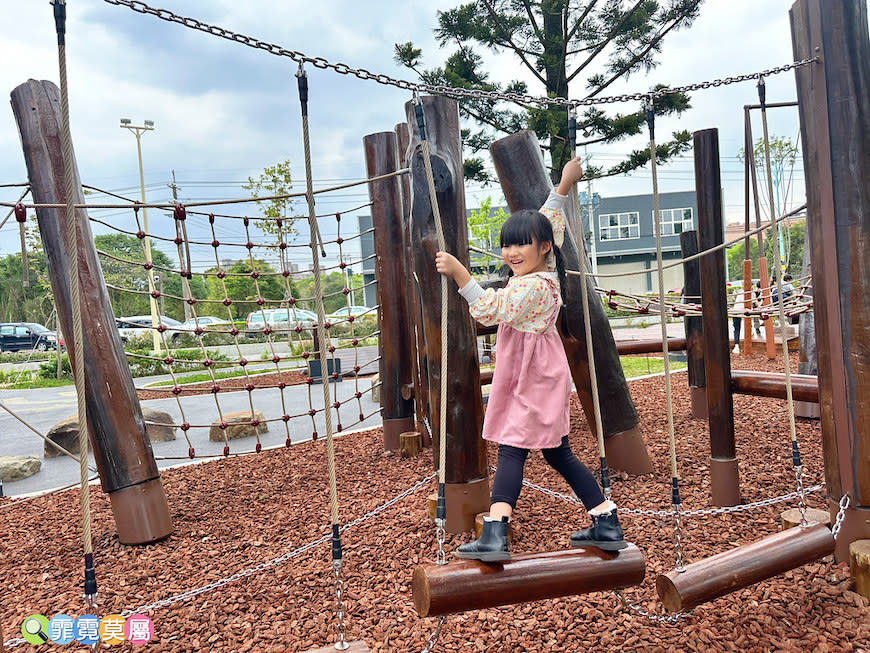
[458,190,568,334]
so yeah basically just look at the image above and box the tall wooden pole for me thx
[694,128,740,506]
[364,131,415,451]
[395,122,430,443]
[795,244,819,418]
[791,0,870,559]
[11,79,172,544]
[489,131,652,475]
[405,95,488,532]
[680,230,706,419]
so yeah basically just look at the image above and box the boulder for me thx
[0,455,41,482]
[209,410,268,442]
[142,407,176,442]
[45,415,81,458]
[371,373,381,404]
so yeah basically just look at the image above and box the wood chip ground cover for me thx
[1,352,868,651]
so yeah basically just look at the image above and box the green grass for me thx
[0,370,73,389]
[620,356,687,379]
[146,366,300,388]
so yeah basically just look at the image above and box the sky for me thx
[0,0,832,273]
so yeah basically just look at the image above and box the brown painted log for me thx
[364,131,414,451]
[850,540,870,600]
[730,370,819,403]
[405,95,488,531]
[694,128,739,507]
[655,522,834,612]
[780,507,831,530]
[396,122,430,442]
[792,0,870,558]
[489,131,651,475]
[413,544,645,617]
[616,337,687,355]
[11,79,172,544]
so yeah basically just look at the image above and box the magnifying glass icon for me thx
[23,616,49,643]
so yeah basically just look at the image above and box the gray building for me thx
[581,189,698,295]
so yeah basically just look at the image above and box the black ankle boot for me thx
[456,516,510,562]
[569,510,627,551]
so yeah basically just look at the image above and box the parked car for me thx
[325,305,376,322]
[0,322,63,352]
[116,315,182,343]
[244,308,317,334]
[169,316,234,344]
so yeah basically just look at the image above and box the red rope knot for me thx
[275,218,283,228]
[212,239,221,249]
[223,445,230,457]
[250,417,259,426]
[211,384,221,394]
[278,382,287,389]
[137,230,147,240]
[271,355,280,364]
[246,241,255,250]
[173,203,186,221]
[336,424,343,432]
[250,270,260,279]
[216,270,226,279]
[335,212,341,222]
[282,269,291,277]
[324,321,332,330]
[151,290,161,299]
[188,447,195,458]
[308,408,317,416]
[353,365,360,373]
[281,414,290,422]
[302,351,310,359]
[351,339,359,346]
[255,443,262,453]
[163,355,174,365]
[328,345,336,353]
[245,384,255,392]
[181,422,191,432]
[203,358,214,367]
[263,326,272,336]
[312,431,318,441]
[331,373,340,381]
[171,385,182,395]
[208,213,215,224]
[342,287,350,295]
[256,297,266,306]
[306,377,314,385]
[294,325,303,333]
[339,261,347,269]
[156,323,166,333]
[243,217,250,227]
[288,297,297,305]
[174,236,184,245]
[354,391,362,399]
[143,261,153,270]
[285,438,291,447]
[223,298,232,306]
[230,327,239,336]
[239,358,248,367]
[336,237,344,245]
[13,203,26,223]
[219,420,228,429]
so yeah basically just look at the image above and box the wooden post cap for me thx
[850,540,870,600]
[780,507,831,530]
[399,431,422,458]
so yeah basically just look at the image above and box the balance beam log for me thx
[412,544,645,617]
[655,522,834,612]
[730,370,819,402]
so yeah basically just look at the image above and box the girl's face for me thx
[501,237,552,277]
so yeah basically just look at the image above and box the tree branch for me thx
[566,0,600,42]
[567,0,647,83]
[481,0,547,85]
[521,0,545,44]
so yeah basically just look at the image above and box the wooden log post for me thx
[413,545,645,617]
[694,128,739,507]
[364,131,415,451]
[11,79,173,545]
[730,371,819,402]
[656,522,834,612]
[405,95,489,533]
[680,230,707,419]
[489,131,652,475]
[781,507,831,530]
[791,0,870,560]
[400,431,422,458]
[396,122,431,444]
[851,540,870,600]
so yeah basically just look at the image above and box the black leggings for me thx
[490,436,606,511]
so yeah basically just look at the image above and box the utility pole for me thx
[584,145,599,275]
[168,170,193,320]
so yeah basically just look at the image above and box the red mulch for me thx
[2,351,868,652]
[136,370,310,401]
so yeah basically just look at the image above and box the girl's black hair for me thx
[499,209,569,307]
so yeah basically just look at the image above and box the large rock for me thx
[0,455,41,482]
[209,410,268,442]
[45,415,81,458]
[142,407,176,442]
[371,373,380,404]
[45,408,176,458]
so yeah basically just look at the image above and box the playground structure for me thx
[1,0,869,650]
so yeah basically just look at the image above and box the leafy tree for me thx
[727,219,806,282]
[467,197,509,275]
[203,258,293,320]
[94,233,207,321]
[242,160,298,238]
[293,271,360,315]
[0,250,54,324]
[738,135,800,222]
[395,0,701,183]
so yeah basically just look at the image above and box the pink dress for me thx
[461,271,572,450]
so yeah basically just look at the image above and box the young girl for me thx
[434,157,627,561]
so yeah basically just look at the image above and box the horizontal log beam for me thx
[730,370,819,403]
[412,544,645,617]
[655,522,834,612]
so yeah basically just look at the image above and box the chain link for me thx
[103,0,816,108]
[519,473,823,519]
[795,466,808,525]
[333,562,350,650]
[672,507,686,572]
[420,616,446,653]
[831,494,851,539]
[614,591,690,624]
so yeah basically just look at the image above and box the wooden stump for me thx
[780,507,831,530]
[303,641,369,652]
[399,431,422,458]
[850,540,870,600]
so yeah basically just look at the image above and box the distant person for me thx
[731,289,745,353]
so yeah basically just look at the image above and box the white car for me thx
[245,308,318,333]
[116,315,182,343]
[325,305,376,322]
[170,316,234,343]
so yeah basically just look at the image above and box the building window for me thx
[656,207,694,236]
[598,212,640,241]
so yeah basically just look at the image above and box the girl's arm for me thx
[540,157,584,251]
[435,251,471,288]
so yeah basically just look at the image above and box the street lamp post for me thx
[120,118,161,353]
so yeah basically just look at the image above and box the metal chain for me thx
[614,591,690,624]
[420,616,446,653]
[831,494,850,539]
[102,0,816,108]
[518,473,823,519]
[672,507,686,572]
[795,466,808,525]
[333,562,350,651]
